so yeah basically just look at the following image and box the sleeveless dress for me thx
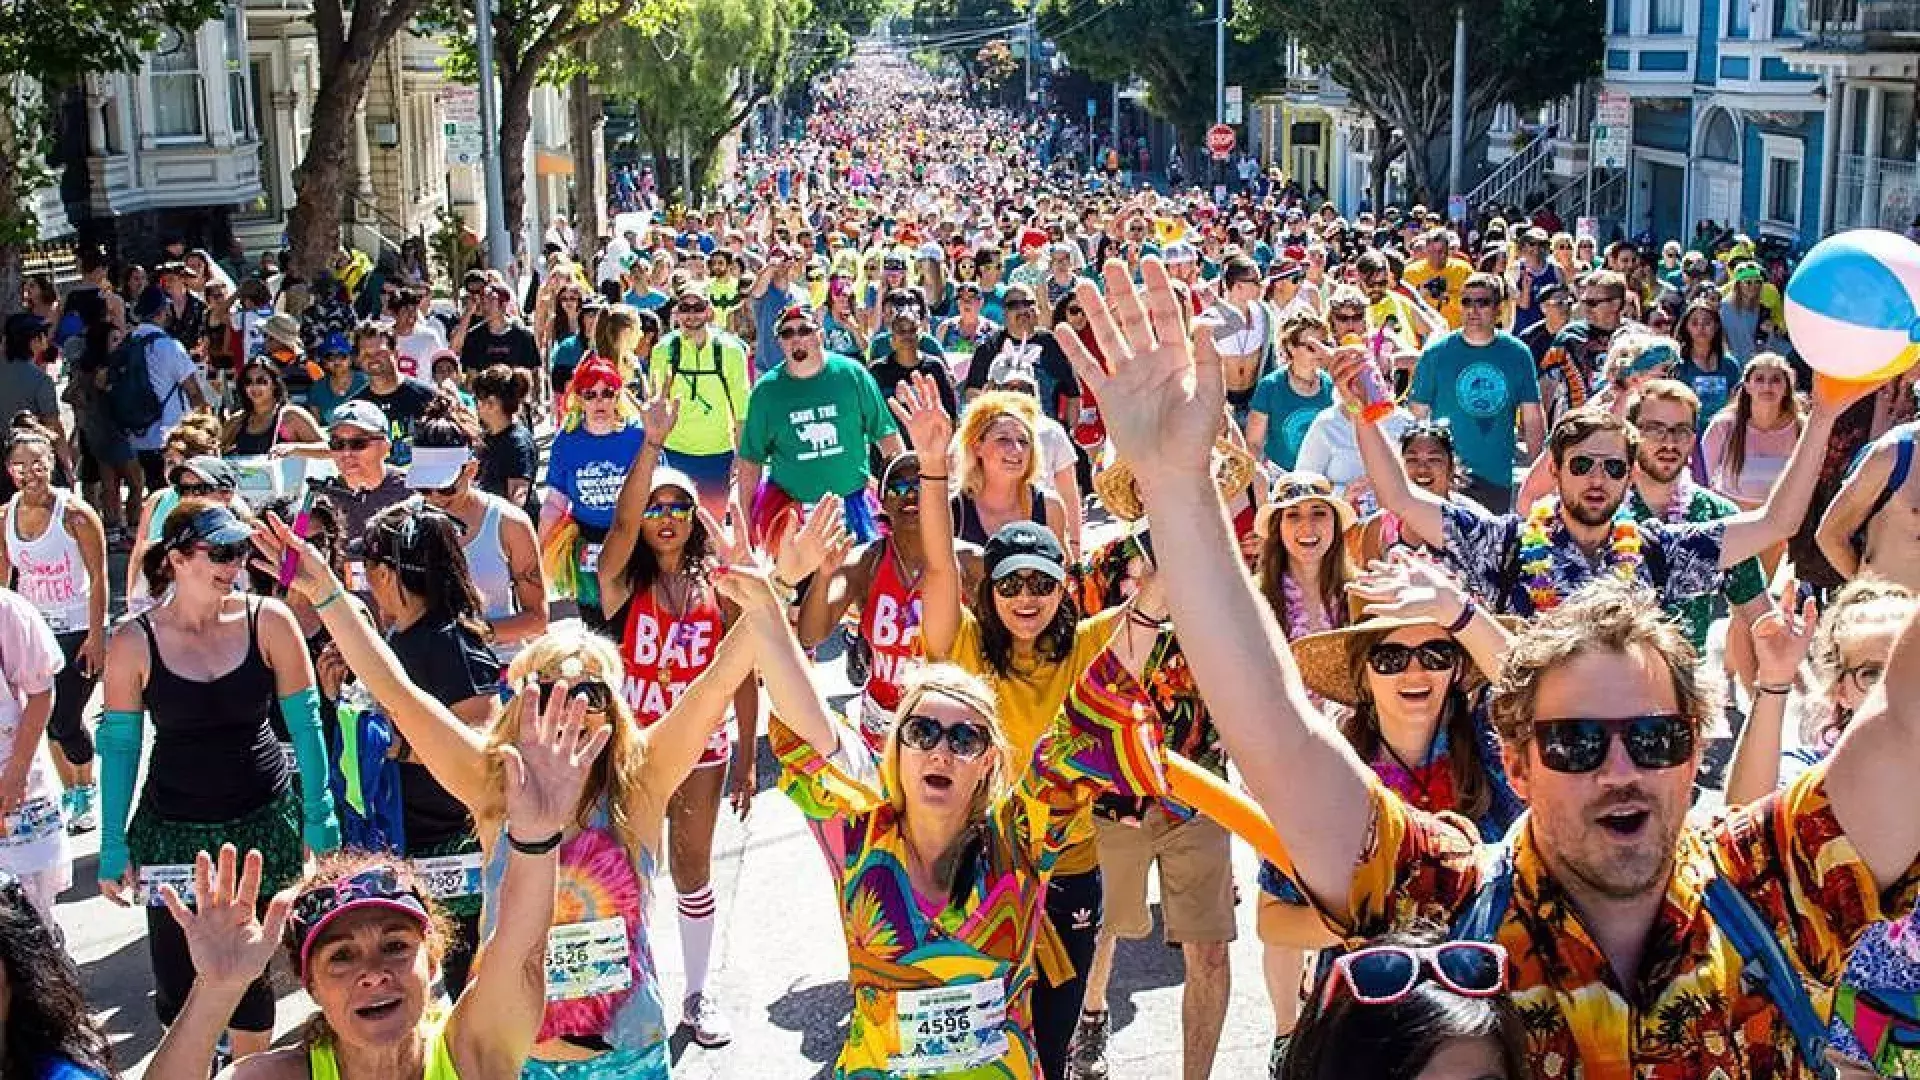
[619,583,728,767]
[854,540,923,752]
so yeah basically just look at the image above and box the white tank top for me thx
[7,490,89,634]
[1210,299,1272,357]
[461,493,521,662]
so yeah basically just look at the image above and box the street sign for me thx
[1592,89,1631,170]
[1087,98,1097,118]
[1447,194,1467,223]
[1207,123,1236,160]
[1225,85,1243,126]
[439,88,482,166]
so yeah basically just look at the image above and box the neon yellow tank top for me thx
[307,1010,461,1080]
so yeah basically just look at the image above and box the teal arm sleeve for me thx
[281,688,341,854]
[97,709,144,883]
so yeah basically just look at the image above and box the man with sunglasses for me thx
[963,284,1079,429]
[1071,262,1920,1080]
[1407,273,1543,515]
[317,400,410,554]
[935,281,1000,383]
[1540,269,1644,424]
[867,295,955,422]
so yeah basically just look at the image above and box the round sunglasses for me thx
[898,713,991,760]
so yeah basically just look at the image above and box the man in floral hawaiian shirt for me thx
[1059,260,1917,1080]
[1350,398,1841,620]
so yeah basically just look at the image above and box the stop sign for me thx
[1206,123,1236,159]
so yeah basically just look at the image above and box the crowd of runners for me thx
[3,44,1920,1080]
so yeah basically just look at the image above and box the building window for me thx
[1652,0,1685,32]
[1772,0,1805,35]
[1726,0,1751,36]
[223,5,250,139]
[1612,0,1631,33]
[1762,134,1804,226]
[150,26,205,138]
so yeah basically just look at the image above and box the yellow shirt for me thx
[950,607,1124,876]
[1403,256,1475,328]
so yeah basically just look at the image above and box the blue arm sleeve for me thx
[281,688,342,854]
[97,709,143,882]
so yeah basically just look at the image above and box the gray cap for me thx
[329,400,389,436]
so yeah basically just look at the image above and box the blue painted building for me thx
[1604,0,1918,247]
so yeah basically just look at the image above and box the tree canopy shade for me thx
[1041,0,1287,142]
[1233,0,1604,202]
[0,0,224,299]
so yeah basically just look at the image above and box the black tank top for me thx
[230,409,280,456]
[139,598,289,822]
[953,489,1047,548]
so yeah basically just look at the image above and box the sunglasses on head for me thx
[898,713,991,760]
[992,571,1060,599]
[1566,454,1630,480]
[1366,640,1461,676]
[195,541,250,565]
[329,435,379,453]
[642,501,695,523]
[535,678,616,714]
[1532,713,1695,774]
[1322,942,1508,1009]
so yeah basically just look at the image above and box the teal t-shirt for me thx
[1248,368,1333,469]
[1674,353,1743,430]
[1409,330,1540,490]
[738,352,899,502]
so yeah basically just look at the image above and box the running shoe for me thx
[67,784,96,834]
[1069,1009,1110,1079]
[682,992,733,1048]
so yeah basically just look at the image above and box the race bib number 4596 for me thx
[892,977,1009,1075]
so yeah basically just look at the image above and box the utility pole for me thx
[1215,0,1226,126]
[476,0,512,273]
[1024,8,1036,114]
[1447,8,1467,203]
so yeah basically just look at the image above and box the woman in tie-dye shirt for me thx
[714,556,1163,1079]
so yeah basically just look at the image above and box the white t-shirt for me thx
[1035,416,1076,493]
[0,588,68,879]
[129,324,199,451]
[1295,405,1416,507]
[396,323,448,380]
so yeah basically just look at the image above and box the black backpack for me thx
[103,330,172,435]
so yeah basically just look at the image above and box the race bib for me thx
[139,863,197,907]
[0,796,61,842]
[545,917,632,1001]
[892,978,1010,1075]
[412,852,484,900]
[579,543,603,575]
[346,558,370,593]
[281,741,297,778]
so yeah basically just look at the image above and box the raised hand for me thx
[774,494,855,586]
[887,371,953,469]
[713,556,788,620]
[1752,576,1817,687]
[1347,549,1472,625]
[159,845,294,992]
[637,372,681,443]
[1053,259,1223,492]
[500,677,613,842]
[248,512,341,604]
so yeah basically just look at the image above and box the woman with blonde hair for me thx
[952,391,1068,548]
[254,504,756,1080]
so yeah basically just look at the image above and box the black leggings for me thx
[150,901,275,1032]
[50,631,96,767]
[1032,868,1102,1080]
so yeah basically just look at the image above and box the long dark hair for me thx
[1678,297,1727,366]
[620,483,714,593]
[0,876,114,1077]
[362,502,491,643]
[231,358,289,422]
[1283,926,1527,1080]
[1715,351,1803,488]
[970,574,1079,678]
[1337,634,1490,823]
[1257,515,1354,640]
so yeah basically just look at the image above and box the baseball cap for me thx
[288,865,431,976]
[405,445,472,490]
[776,304,819,329]
[319,332,352,357]
[4,313,50,342]
[330,400,389,437]
[163,503,253,549]
[1161,242,1198,265]
[983,521,1068,583]
[169,455,239,492]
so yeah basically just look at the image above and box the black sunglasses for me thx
[329,436,379,453]
[1460,295,1499,309]
[1567,454,1630,480]
[195,541,250,565]
[898,713,991,760]
[1533,713,1695,774]
[992,572,1060,599]
[175,481,216,498]
[536,678,616,714]
[1366,640,1461,676]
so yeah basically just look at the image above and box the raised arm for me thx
[1324,343,1448,546]
[1724,580,1815,807]
[249,514,491,812]
[890,371,963,660]
[1055,259,1378,912]
[1824,584,1920,889]
[1347,551,1512,681]
[598,380,677,615]
[1813,438,1890,581]
[1719,376,1878,568]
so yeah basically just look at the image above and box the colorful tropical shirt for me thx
[1625,484,1767,653]
[772,646,1165,1079]
[1317,761,1920,1079]
[1442,498,1728,618]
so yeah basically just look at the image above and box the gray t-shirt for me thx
[0,360,58,427]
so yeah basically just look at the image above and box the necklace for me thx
[1518,497,1643,613]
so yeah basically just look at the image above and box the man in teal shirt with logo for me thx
[1408,272,1544,513]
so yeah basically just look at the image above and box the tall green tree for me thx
[593,0,807,205]
[423,0,681,262]
[1234,0,1604,202]
[1042,0,1285,142]
[0,0,222,300]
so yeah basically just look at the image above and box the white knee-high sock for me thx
[677,885,717,998]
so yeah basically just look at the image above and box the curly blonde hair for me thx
[957,391,1041,499]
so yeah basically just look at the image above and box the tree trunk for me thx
[286,53,377,278]
[0,112,25,312]
[568,49,606,251]
[498,66,537,268]
[648,137,675,206]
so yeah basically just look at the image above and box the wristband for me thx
[920,474,950,482]
[1444,597,1477,635]
[313,588,346,612]
[770,575,801,607]
[1754,682,1793,696]
[507,829,565,855]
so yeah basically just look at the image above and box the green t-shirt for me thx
[738,352,899,502]
[650,330,752,457]
[1627,484,1766,651]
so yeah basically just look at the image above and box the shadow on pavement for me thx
[83,933,165,1069]
[766,978,853,1078]
[1105,904,1190,1033]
